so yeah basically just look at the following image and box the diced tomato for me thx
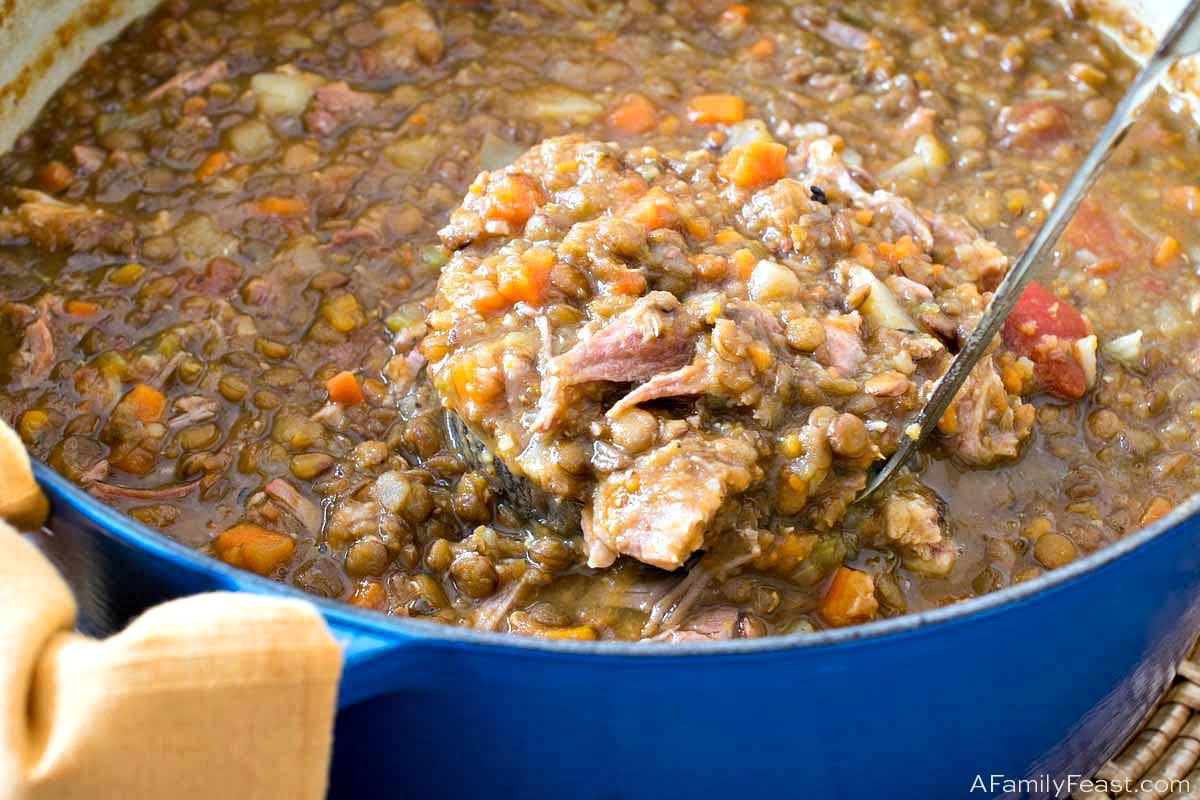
[1001,281,1090,400]
[1063,199,1143,264]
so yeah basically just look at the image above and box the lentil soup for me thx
[1,0,1198,641]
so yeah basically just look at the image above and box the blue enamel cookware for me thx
[31,459,1200,799]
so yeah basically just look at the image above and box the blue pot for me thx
[32,462,1200,799]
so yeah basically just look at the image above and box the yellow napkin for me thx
[0,421,342,800]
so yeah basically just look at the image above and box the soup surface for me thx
[2,0,1199,641]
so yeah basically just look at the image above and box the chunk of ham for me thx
[818,313,865,377]
[89,479,200,502]
[944,355,1034,466]
[995,102,1071,152]
[0,190,134,254]
[533,291,697,431]
[650,607,765,642]
[304,82,376,136]
[362,2,444,78]
[802,140,933,248]
[9,298,55,388]
[584,431,760,571]
[73,144,105,174]
[1001,281,1091,400]
[816,19,873,50]
[168,396,219,429]
[265,478,324,536]
[145,60,229,101]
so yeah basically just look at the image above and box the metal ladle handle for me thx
[858,0,1200,502]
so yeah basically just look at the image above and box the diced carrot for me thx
[748,37,775,59]
[854,208,875,225]
[1152,235,1181,268]
[123,384,167,423]
[692,253,728,280]
[213,523,295,576]
[608,269,647,296]
[349,579,387,610]
[1083,258,1120,276]
[38,161,73,193]
[64,299,99,316]
[715,228,742,245]
[326,370,364,406]
[625,187,679,229]
[1000,360,1024,394]
[607,94,659,135]
[718,141,788,189]
[685,216,712,240]
[850,242,875,268]
[195,151,230,182]
[1163,185,1200,216]
[182,96,208,116]
[686,94,746,124]
[721,4,750,23]
[877,235,918,263]
[497,246,555,305]
[818,566,879,627]
[937,402,958,435]
[1141,496,1173,527]
[732,247,756,280]
[472,288,510,315]
[247,196,308,217]
[487,173,544,227]
[450,352,503,407]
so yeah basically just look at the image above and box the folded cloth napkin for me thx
[0,420,342,800]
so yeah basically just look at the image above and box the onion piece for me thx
[479,132,525,171]
[1102,330,1143,366]
[846,265,917,331]
[1074,335,1098,388]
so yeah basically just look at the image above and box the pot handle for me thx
[328,617,430,709]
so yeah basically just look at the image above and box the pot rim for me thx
[35,459,1200,657]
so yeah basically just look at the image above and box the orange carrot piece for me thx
[732,247,756,280]
[247,196,308,217]
[326,370,365,405]
[626,187,679,230]
[608,269,648,296]
[1152,235,1182,268]
[718,141,788,189]
[487,174,544,226]
[349,579,388,610]
[123,384,167,423]
[471,285,510,315]
[721,4,750,23]
[497,247,555,305]
[748,37,775,59]
[1163,185,1200,216]
[213,524,295,576]
[38,161,73,193]
[1141,497,1173,527]
[1083,258,1121,276]
[607,94,659,135]
[195,151,230,182]
[686,94,746,124]
[64,299,99,316]
[450,352,503,407]
[818,566,879,627]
